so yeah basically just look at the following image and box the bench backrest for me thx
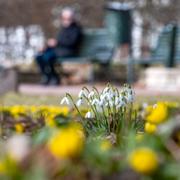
[152,25,180,64]
[78,29,114,63]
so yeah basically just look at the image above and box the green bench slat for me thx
[134,26,180,65]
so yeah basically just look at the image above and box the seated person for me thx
[35,8,83,85]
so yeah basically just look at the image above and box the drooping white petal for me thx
[60,97,70,105]
[76,98,83,107]
[88,91,95,99]
[98,99,104,107]
[91,98,99,106]
[78,90,85,98]
[85,111,93,118]
[125,90,134,103]
[103,87,109,94]
[115,97,119,106]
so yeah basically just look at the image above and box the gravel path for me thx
[18,83,180,97]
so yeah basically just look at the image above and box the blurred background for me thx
[0,0,179,64]
[0,0,180,98]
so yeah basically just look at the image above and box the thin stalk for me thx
[66,93,83,120]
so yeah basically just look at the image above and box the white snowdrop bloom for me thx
[78,90,85,98]
[106,93,113,101]
[100,94,106,103]
[91,98,99,106]
[105,102,109,107]
[100,94,104,100]
[6,135,31,162]
[98,99,104,107]
[115,97,119,106]
[114,90,119,97]
[109,100,114,107]
[85,111,94,118]
[76,98,83,107]
[88,91,95,99]
[60,97,70,105]
[78,89,88,98]
[116,100,126,109]
[120,96,126,106]
[111,91,117,97]
[126,91,134,103]
[103,87,109,94]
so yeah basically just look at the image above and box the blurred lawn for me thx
[0,92,180,106]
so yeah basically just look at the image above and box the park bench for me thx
[126,24,180,83]
[55,25,180,83]
[56,28,115,81]
[133,24,180,66]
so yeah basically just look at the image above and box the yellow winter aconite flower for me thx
[10,105,27,118]
[48,123,85,159]
[15,124,24,133]
[145,122,157,134]
[29,106,37,113]
[128,147,158,174]
[146,105,153,114]
[146,102,168,124]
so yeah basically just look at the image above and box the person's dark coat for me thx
[56,22,83,57]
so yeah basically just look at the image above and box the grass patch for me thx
[0,92,180,106]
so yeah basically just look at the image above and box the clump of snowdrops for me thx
[61,84,142,140]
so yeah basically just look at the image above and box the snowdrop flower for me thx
[85,111,94,118]
[114,90,119,97]
[115,97,119,106]
[60,97,70,105]
[103,87,109,94]
[76,98,83,107]
[78,90,88,98]
[125,90,134,103]
[98,99,104,107]
[91,98,99,106]
[88,91,95,99]
[100,93,107,101]
[105,102,109,107]
[116,100,126,109]
[106,93,113,102]
[109,100,114,108]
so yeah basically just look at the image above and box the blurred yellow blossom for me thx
[128,147,158,174]
[10,105,27,118]
[48,123,85,159]
[0,161,6,174]
[145,122,157,134]
[146,102,168,124]
[15,123,24,133]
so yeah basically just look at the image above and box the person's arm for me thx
[47,38,57,47]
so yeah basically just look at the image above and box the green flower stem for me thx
[66,93,83,121]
